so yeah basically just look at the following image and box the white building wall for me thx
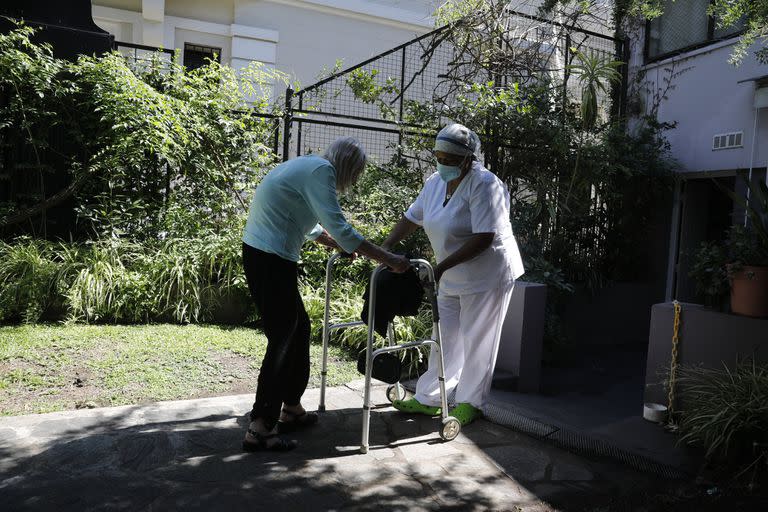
[629,28,768,174]
[627,23,768,301]
[166,0,235,25]
[92,0,433,90]
[232,1,430,87]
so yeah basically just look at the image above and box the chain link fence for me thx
[283,14,625,167]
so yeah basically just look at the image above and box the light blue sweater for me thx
[242,155,364,262]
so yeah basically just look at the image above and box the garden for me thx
[2,0,768,498]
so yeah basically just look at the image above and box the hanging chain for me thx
[667,300,682,424]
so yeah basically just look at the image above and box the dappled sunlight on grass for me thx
[0,324,358,415]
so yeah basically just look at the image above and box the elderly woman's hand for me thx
[387,253,411,273]
[338,249,358,261]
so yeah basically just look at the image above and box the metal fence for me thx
[281,15,626,168]
[272,17,627,281]
[114,41,174,69]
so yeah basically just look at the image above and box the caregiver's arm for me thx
[435,232,494,281]
[381,216,420,250]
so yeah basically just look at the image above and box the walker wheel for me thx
[386,383,406,403]
[440,417,461,441]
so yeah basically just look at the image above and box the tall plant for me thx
[0,23,285,242]
[564,50,624,210]
[73,49,284,241]
[721,177,768,264]
[567,50,623,131]
[0,23,80,237]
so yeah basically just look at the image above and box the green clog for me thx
[449,403,482,426]
[392,398,441,416]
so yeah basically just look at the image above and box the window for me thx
[646,0,746,61]
[183,43,221,70]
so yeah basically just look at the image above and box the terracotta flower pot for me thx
[730,265,768,318]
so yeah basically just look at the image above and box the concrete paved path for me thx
[0,381,658,511]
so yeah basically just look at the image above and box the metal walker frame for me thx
[318,252,461,454]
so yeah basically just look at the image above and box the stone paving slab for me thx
[0,383,660,511]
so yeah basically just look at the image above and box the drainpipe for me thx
[748,83,768,225]
[746,109,757,226]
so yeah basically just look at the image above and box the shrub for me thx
[0,23,284,242]
[64,239,143,323]
[0,238,60,322]
[0,233,254,325]
[689,241,729,309]
[677,361,768,479]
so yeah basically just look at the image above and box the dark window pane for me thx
[647,0,710,58]
[183,43,221,71]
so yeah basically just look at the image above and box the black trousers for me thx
[242,243,311,429]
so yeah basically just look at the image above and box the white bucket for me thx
[643,402,668,423]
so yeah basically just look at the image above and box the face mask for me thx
[437,163,461,182]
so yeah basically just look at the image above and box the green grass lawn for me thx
[0,324,358,416]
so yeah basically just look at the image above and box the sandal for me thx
[392,398,441,416]
[242,428,297,452]
[277,408,319,434]
[449,403,482,426]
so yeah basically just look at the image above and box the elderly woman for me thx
[242,137,410,452]
[381,124,524,426]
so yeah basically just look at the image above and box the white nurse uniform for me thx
[404,161,524,409]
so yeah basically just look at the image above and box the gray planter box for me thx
[494,281,547,393]
[644,302,768,407]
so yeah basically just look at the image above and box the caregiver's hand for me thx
[434,263,446,283]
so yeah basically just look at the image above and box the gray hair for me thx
[323,137,367,192]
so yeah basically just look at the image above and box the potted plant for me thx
[689,241,729,310]
[720,177,768,318]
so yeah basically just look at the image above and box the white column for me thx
[142,0,165,47]
[230,25,278,70]
[230,25,280,100]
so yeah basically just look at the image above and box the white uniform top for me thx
[405,161,525,296]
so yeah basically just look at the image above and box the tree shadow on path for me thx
[0,403,556,511]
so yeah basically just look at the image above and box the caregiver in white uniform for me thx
[381,123,524,426]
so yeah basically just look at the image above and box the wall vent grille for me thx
[712,131,743,150]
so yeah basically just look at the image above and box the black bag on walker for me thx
[358,264,424,383]
[357,351,402,385]
[360,266,424,337]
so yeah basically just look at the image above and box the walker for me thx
[318,252,461,454]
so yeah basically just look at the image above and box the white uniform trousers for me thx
[415,281,515,410]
